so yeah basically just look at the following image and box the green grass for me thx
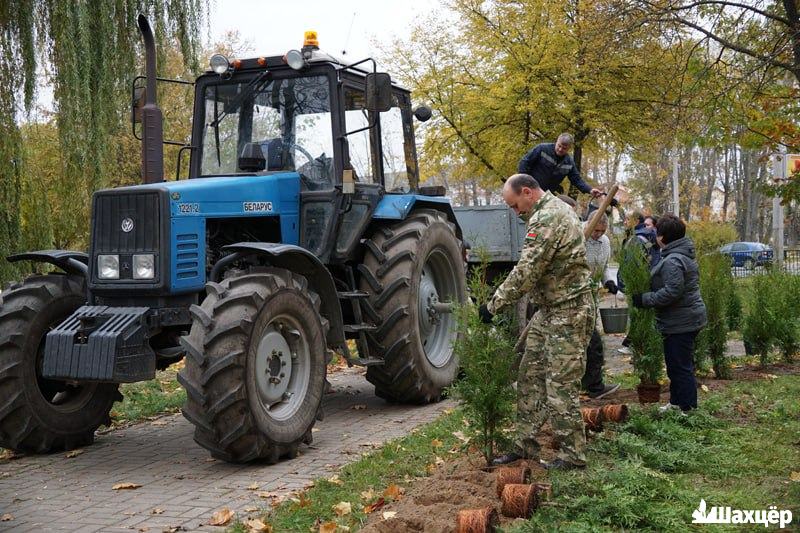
[231,408,467,532]
[110,364,186,424]
[512,371,800,532]
[232,366,800,532]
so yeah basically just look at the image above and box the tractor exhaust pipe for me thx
[137,14,164,184]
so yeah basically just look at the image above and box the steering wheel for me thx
[284,141,314,166]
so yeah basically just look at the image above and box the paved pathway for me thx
[0,367,454,532]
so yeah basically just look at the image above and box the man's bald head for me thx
[503,174,543,216]
[505,173,541,194]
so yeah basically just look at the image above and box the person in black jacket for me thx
[517,133,603,198]
[632,214,707,412]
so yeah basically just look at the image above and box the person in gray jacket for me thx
[631,214,707,411]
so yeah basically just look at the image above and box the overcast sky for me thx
[206,0,442,69]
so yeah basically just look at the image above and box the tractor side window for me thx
[380,94,415,192]
[343,86,375,183]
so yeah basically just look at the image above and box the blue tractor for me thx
[0,17,466,462]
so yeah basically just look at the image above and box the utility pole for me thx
[771,153,786,269]
[672,143,680,217]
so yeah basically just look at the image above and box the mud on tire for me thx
[178,267,328,463]
[0,274,121,453]
[359,209,466,403]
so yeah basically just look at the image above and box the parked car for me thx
[719,242,774,269]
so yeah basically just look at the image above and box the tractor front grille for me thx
[89,189,168,292]
[92,192,161,253]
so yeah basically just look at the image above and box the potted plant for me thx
[619,244,664,403]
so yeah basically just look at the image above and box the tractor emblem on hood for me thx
[121,217,135,233]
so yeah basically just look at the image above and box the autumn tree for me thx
[384,0,689,192]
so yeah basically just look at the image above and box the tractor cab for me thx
[186,33,429,263]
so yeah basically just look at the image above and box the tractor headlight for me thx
[209,53,230,74]
[133,254,155,280]
[97,255,120,280]
[285,49,305,70]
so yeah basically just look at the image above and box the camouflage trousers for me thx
[515,293,595,464]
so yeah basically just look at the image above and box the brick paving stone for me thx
[0,367,454,532]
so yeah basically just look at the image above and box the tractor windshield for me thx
[199,74,333,185]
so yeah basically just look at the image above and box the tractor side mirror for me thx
[413,105,432,122]
[365,72,392,113]
[132,86,146,125]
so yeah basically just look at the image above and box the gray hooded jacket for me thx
[640,237,707,334]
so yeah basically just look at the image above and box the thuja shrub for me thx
[726,289,743,332]
[450,258,517,465]
[619,244,664,385]
[742,274,775,366]
[696,253,732,379]
[771,272,800,363]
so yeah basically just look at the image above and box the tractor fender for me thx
[7,250,89,278]
[372,195,463,240]
[212,242,345,350]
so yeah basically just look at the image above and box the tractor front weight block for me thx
[42,306,156,383]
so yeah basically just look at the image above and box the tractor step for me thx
[343,323,378,333]
[337,290,369,299]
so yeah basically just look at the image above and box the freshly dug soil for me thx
[360,451,548,533]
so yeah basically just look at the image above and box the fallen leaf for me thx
[151,508,164,515]
[352,404,367,410]
[327,474,343,485]
[364,497,385,514]
[765,374,779,380]
[257,491,278,499]
[360,488,376,501]
[244,517,272,532]
[65,449,84,458]
[790,471,800,482]
[151,420,168,426]
[112,482,141,490]
[318,522,338,533]
[431,438,443,448]
[452,431,470,444]
[247,482,260,490]
[383,484,404,500]
[1,514,13,521]
[332,501,352,516]
[700,384,710,393]
[295,493,311,508]
[208,507,234,526]
[243,506,259,512]
[382,511,397,520]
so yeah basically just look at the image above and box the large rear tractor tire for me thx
[359,209,466,403]
[178,267,328,463]
[0,274,121,453]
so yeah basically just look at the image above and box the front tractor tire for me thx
[359,209,467,403]
[0,274,121,453]
[178,267,328,463]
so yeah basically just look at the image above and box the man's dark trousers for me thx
[663,331,699,410]
[581,328,605,394]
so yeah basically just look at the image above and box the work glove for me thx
[604,280,618,294]
[478,304,494,324]
[631,294,644,308]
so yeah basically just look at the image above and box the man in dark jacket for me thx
[632,214,707,412]
[517,133,603,198]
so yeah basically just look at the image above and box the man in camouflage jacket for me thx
[479,173,594,470]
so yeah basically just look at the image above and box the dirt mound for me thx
[361,452,549,533]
